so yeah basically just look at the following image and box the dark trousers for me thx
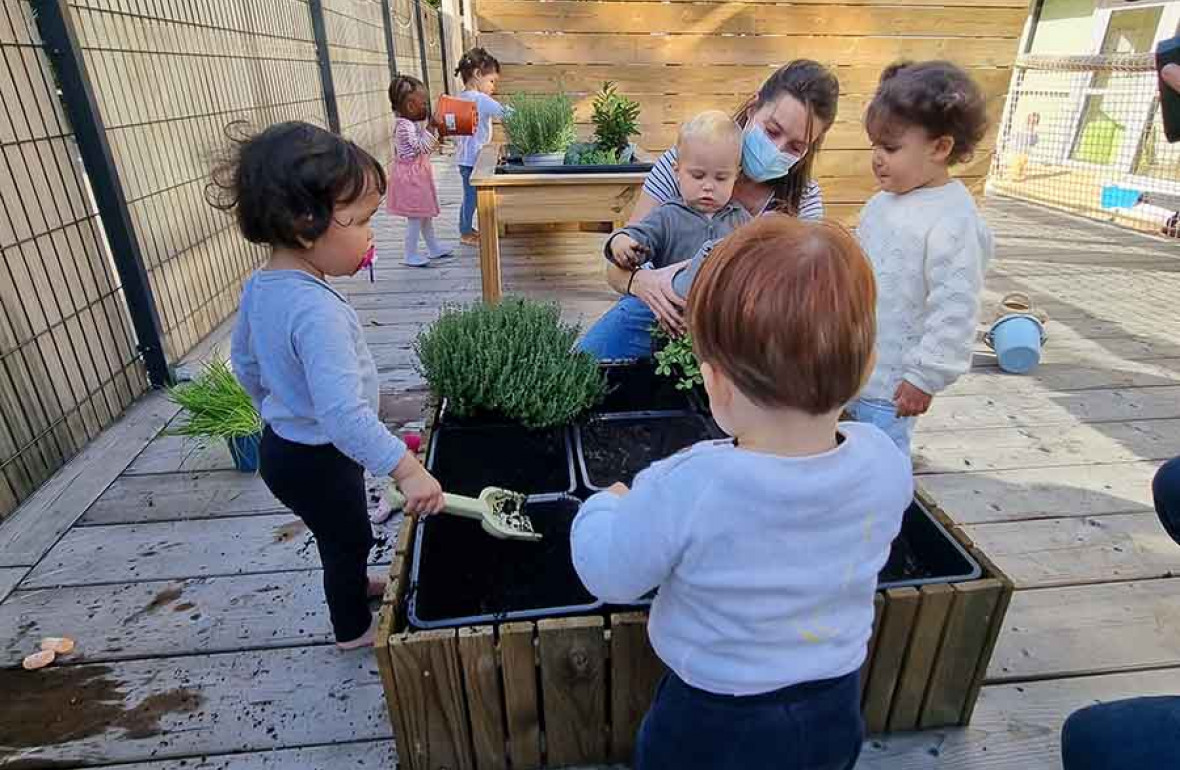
[1153,455,1180,544]
[635,670,863,770]
[260,426,374,643]
[1062,697,1180,769]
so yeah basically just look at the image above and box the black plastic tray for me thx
[407,493,600,629]
[496,160,654,175]
[594,359,694,417]
[879,500,982,589]
[426,421,577,498]
[574,412,724,492]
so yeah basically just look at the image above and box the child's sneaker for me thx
[460,231,480,246]
[429,247,456,260]
[403,254,430,268]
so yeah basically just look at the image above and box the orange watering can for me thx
[435,94,477,137]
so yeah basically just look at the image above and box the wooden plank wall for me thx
[476,0,1028,224]
[68,0,327,361]
[0,1,149,521]
[325,0,395,164]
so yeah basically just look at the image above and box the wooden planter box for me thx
[375,411,1013,770]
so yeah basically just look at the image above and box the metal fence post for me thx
[437,9,450,95]
[33,0,171,388]
[308,0,341,133]
[381,0,398,78]
[413,0,432,97]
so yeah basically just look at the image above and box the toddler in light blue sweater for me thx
[218,122,444,650]
[572,214,912,770]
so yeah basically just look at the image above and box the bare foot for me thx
[367,575,388,599]
[336,614,377,650]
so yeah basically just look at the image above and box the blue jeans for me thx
[577,294,657,360]
[847,397,916,456]
[635,671,863,770]
[458,164,476,236]
[1062,697,1180,770]
[1153,456,1180,544]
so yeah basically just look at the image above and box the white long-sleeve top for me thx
[857,181,994,399]
[571,425,913,696]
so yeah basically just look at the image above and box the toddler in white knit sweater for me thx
[850,60,995,456]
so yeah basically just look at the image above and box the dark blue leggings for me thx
[635,670,863,770]
[1153,455,1180,544]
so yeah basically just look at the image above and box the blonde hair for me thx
[676,110,742,158]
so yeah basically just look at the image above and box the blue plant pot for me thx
[987,314,1046,374]
[227,433,262,473]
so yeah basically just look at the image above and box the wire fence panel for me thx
[391,0,424,82]
[0,1,147,520]
[67,0,328,362]
[324,0,393,163]
[422,3,447,99]
[990,54,1180,237]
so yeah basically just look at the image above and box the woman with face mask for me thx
[579,60,841,360]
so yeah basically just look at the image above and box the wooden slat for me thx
[0,569,390,666]
[80,470,284,525]
[0,392,177,567]
[859,668,1180,769]
[863,587,920,734]
[609,612,665,763]
[537,616,607,767]
[0,566,25,603]
[482,32,1021,67]
[495,183,643,225]
[0,645,391,766]
[125,433,237,475]
[920,579,1003,728]
[22,513,395,588]
[915,462,1158,525]
[477,187,503,303]
[922,384,1180,433]
[886,584,954,732]
[387,630,474,770]
[499,621,542,770]
[963,513,1180,589]
[85,741,399,770]
[499,63,1015,98]
[458,627,508,770]
[478,1,1024,37]
[990,578,1180,682]
[859,591,885,704]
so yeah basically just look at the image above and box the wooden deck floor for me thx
[1,158,1179,769]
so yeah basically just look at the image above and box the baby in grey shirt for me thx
[606,111,751,297]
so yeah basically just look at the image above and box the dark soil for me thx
[410,497,595,626]
[436,400,516,429]
[879,503,978,585]
[578,414,720,490]
[595,362,693,415]
[429,424,573,497]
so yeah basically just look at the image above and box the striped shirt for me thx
[642,147,825,220]
[394,117,439,161]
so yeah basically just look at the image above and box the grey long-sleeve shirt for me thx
[230,270,406,477]
[605,200,751,290]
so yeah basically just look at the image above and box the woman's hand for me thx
[391,453,445,515]
[629,265,687,335]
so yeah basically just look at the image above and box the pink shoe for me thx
[403,433,422,454]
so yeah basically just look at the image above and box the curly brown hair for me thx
[865,60,988,165]
[454,47,500,85]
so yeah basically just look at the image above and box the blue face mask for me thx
[741,123,801,182]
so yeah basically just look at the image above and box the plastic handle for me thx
[383,487,486,519]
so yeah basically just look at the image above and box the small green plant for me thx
[591,81,641,155]
[414,298,607,428]
[167,359,261,440]
[653,328,703,392]
[503,93,576,156]
[574,146,622,166]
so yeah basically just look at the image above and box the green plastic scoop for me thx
[382,485,542,542]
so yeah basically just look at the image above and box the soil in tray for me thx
[430,425,571,497]
[580,415,718,489]
[596,362,693,415]
[879,532,936,583]
[411,497,594,624]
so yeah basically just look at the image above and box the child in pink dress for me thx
[387,75,453,267]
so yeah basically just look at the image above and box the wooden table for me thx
[470,143,648,302]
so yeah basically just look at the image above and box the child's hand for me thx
[606,482,630,497]
[894,382,933,417]
[611,234,650,269]
[391,453,444,515]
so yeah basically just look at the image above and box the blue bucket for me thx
[1100,185,1141,209]
[227,432,262,473]
[987,314,1046,374]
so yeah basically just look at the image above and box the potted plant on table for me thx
[503,93,576,167]
[568,81,643,166]
[167,359,263,473]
